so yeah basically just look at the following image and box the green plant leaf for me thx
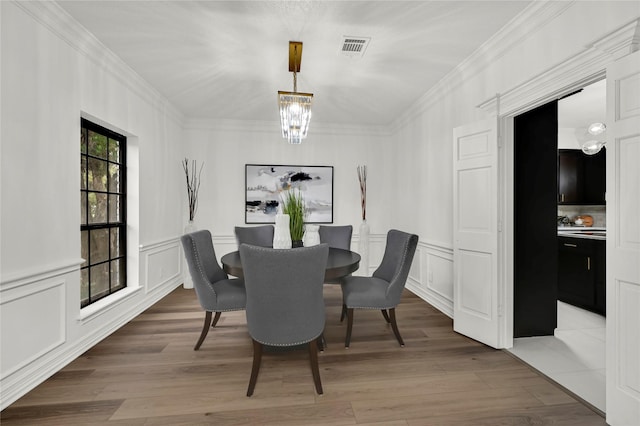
[281,189,306,240]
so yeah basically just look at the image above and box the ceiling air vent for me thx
[340,36,371,58]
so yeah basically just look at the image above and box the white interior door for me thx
[606,49,640,426]
[453,118,501,348]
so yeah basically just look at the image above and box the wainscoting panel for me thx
[406,241,454,318]
[0,279,66,378]
[457,249,493,320]
[616,280,640,398]
[141,238,182,292]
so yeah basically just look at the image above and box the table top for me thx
[221,247,361,281]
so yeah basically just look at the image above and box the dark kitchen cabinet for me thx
[558,149,606,205]
[594,239,606,315]
[558,236,606,315]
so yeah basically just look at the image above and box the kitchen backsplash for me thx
[558,205,606,227]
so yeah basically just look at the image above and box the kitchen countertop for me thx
[558,227,606,240]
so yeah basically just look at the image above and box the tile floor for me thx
[508,301,606,413]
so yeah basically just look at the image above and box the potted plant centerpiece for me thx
[281,189,306,247]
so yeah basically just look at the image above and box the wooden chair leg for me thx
[381,309,391,323]
[340,304,347,322]
[389,308,405,347]
[345,308,354,348]
[308,339,323,395]
[318,333,326,352]
[194,311,213,350]
[211,311,221,327]
[246,339,263,397]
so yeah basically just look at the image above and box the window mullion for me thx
[80,118,126,308]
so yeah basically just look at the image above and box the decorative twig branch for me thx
[357,165,367,221]
[182,158,203,222]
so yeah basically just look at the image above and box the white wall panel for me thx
[458,250,492,319]
[427,252,454,303]
[616,280,640,397]
[143,240,182,292]
[457,132,491,160]
[618,135,640,248]
[0,280,65,378]
[406,242,454,318]
[458,168,491,233]
[617,72,640,121]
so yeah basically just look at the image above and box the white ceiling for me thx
[558,79,607,130]
[57,0,533,126]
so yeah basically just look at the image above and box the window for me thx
[80,118,127,308]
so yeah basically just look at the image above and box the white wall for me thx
[0,2,185,409]
[390,1,639,315]
[183,119,394,273]
[558,127,583,149]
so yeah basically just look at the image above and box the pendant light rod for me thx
[288,41,303,72]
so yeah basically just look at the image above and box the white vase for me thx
[185,220,196,234]
[358,220,370,275]
[183,220,196,289]
[273,214,292,249]
[303,224,320,247]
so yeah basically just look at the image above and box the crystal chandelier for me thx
[278,41,313,144]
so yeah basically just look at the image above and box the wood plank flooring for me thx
[1,286,606,425]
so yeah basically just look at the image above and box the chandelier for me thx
[278,41,313,144]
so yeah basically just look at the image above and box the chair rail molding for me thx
[0,258,84,291]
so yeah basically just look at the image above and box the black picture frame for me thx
[245,164,334,224]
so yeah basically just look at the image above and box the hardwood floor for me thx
[1,286,606,425]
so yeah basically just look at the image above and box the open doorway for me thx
[509,79,607,413]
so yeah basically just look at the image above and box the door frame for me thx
[474,18,638,350]
[496,71,606,349]
[499,69,607,345]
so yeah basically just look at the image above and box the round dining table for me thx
[221,247,361,281]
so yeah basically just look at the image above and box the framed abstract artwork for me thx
[245,164,334,224]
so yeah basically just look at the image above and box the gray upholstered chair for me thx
[319,225,353,286]
[340,229,418,348]
[181,230,246,350]
[318,225,353,250]
[234,225,274,247]
[240,243,329,396]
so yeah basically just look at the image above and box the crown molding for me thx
[477,18,640,117]
[389,1,574,133]
[592,19,640,60]
[13,1,185,126]
[184,117,390,137]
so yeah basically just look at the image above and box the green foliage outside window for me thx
[80,119,126,307]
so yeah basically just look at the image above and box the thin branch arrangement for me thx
[182,158,203,222]
[357,165,367,221]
